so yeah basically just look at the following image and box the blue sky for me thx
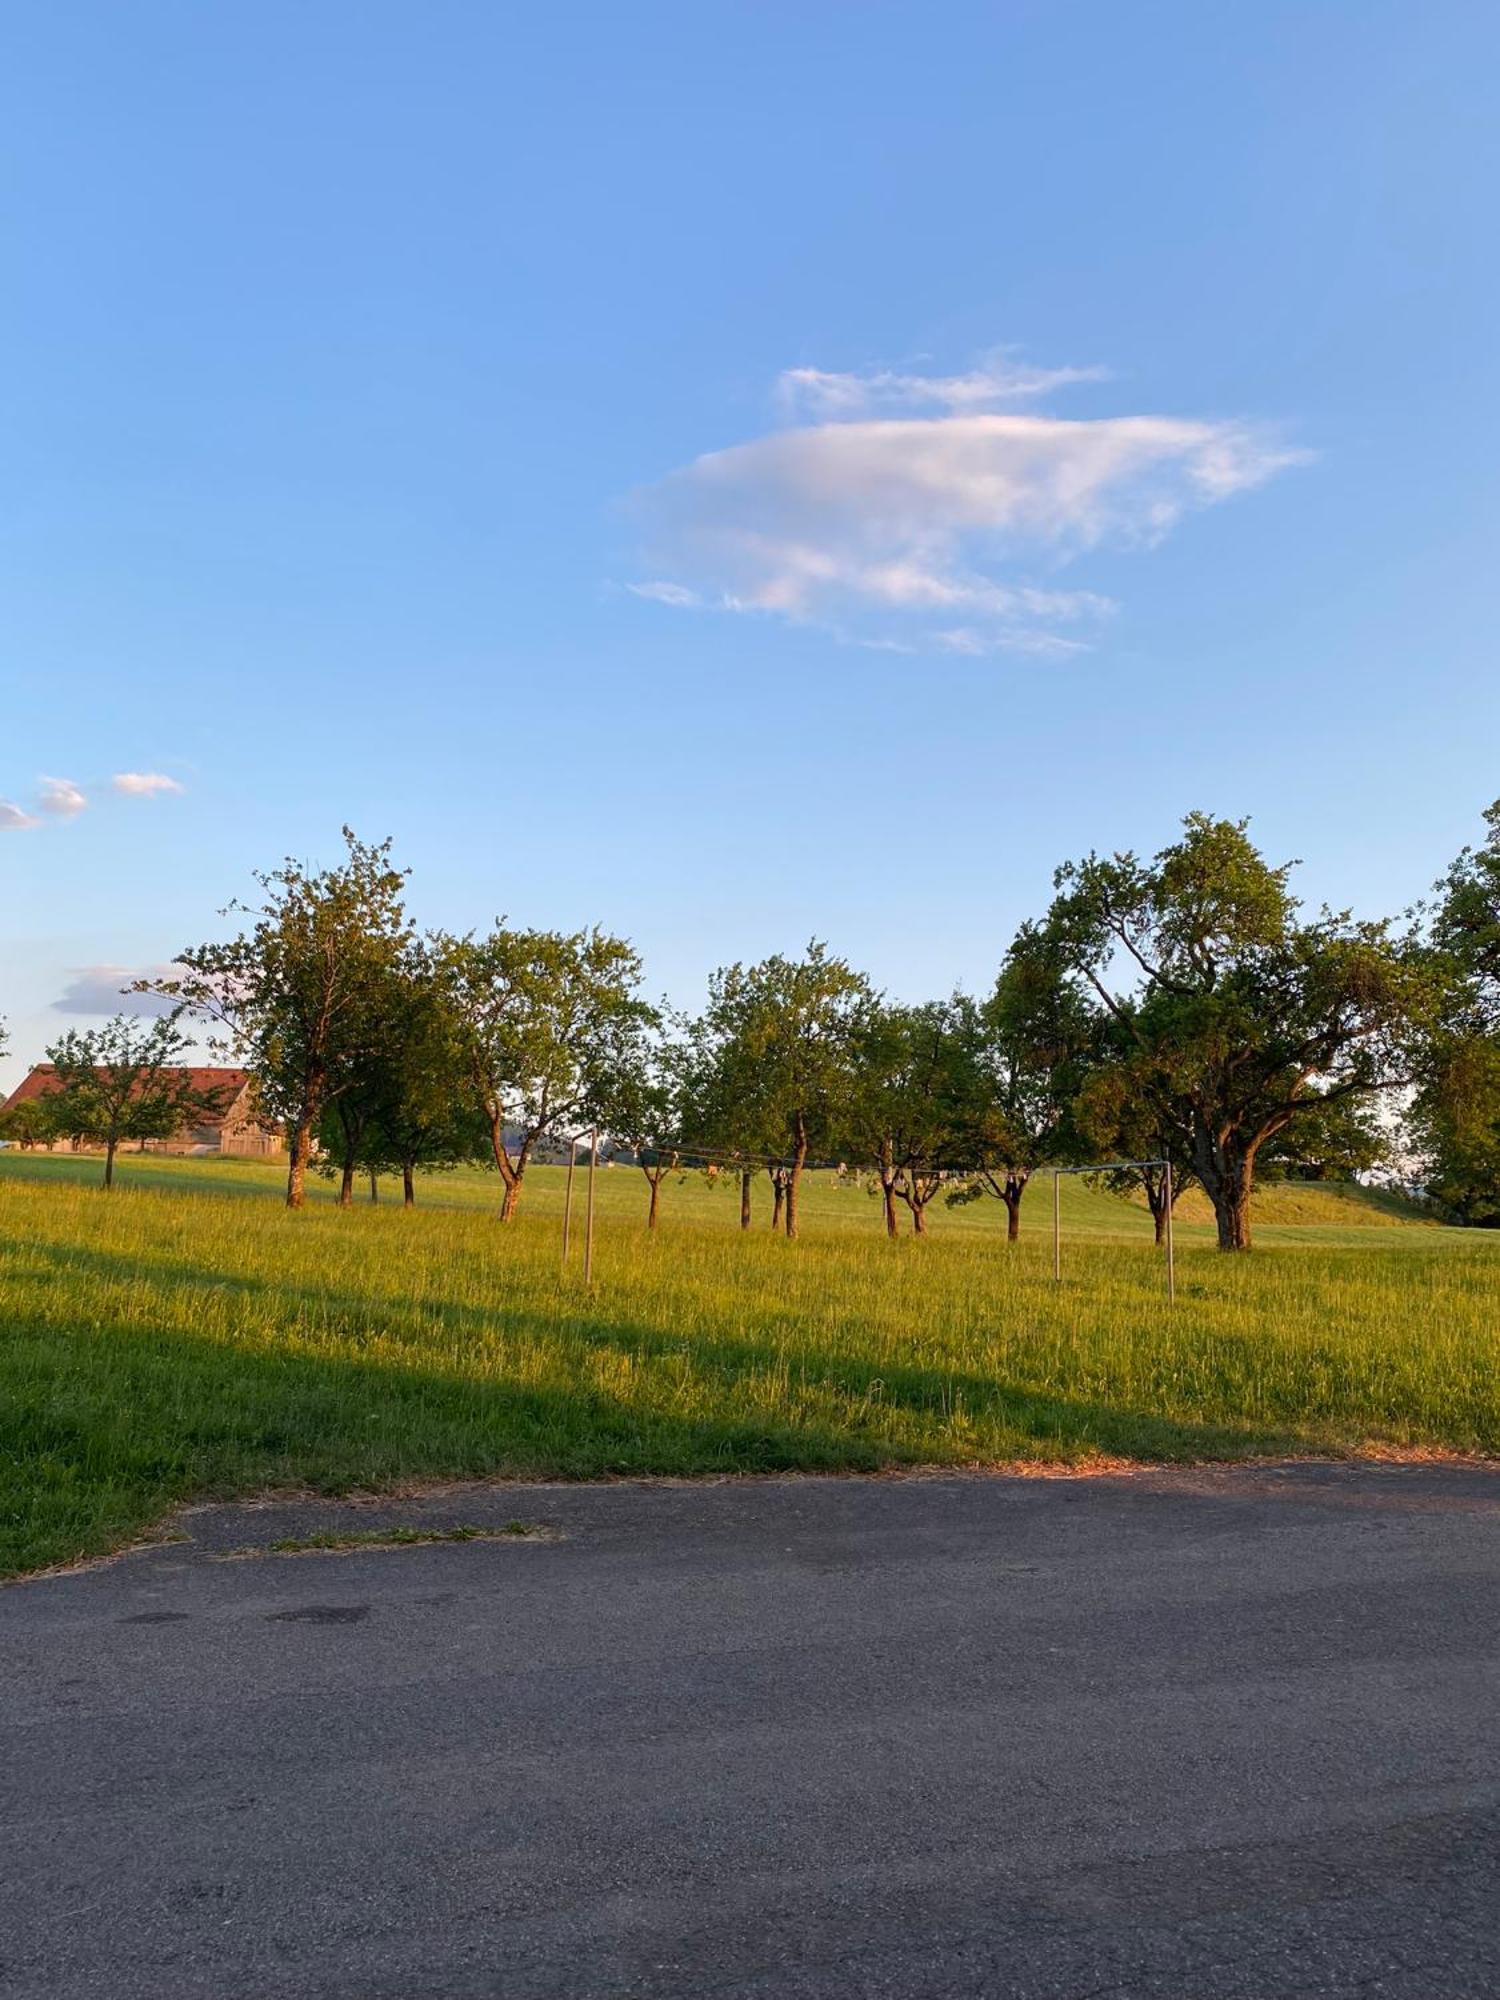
[3,0,1497,1085]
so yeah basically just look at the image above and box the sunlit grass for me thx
[1,1153,1494,1578]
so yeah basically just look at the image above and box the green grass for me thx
[1,1151,1495,1580]
[251,1522,542,1555]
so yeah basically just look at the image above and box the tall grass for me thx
[1,1154,1495,1577]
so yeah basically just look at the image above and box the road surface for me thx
[3,1462,1497,1997]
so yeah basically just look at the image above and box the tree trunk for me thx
[286,1120,312,1208]
[1193,1129,1256,1251]
[402,1161,415,1207]
[770,1174,785,1232]
[647,1172,661,1229]
[786,1114,808,1239]
[1003,1191,1022,1242]
[338,1159,356,1207]
[501,1174,523,1221]
[1153,1205,1167,1246]
[882,1180,899,1238]
[912,1200,928,1237]
[368,1171,379,1204]
[103,1136,117,1191]
[739,1169,752,1231]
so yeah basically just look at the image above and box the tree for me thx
[1047,814,1427,1251]
[152,830,414,1208]
[438,924,652,1220]
[1073,1048,1195,1244]
[316,945,478,1207]
[697,943,873,1239]
[948,929,1094,1242]
[0,1095,57,1151]
[42,1012,229,1189]
[675,1008,769,1230]
[845,1000,971,1237]
[1408,800,1500,1224]
[597,1024,690,1229]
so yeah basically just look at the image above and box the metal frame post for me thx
[1052,1170,1061,1283]
[584,1127,598,1286]
[562,1136,577,1262]
[1163,1160,1175,1304]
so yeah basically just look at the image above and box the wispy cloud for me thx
[112,771,184,797]
[38,776,87,819]
[0,800,38,831]
[52,965,184,1017]
[775,347,1109,422]
[630,350,1307,656]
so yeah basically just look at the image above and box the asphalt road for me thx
[3,1463,1498,1999]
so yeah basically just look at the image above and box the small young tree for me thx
[43,1012,229,1189]
[1073,1048,1195,1244]
[845,1000,971,1237]
[0,1095,57,1151]
[950,929,1094,1242]
[1047,813,1428,1250]
[698,943,874,1239]
[438,925,652,1220]
[151,829,414,1208]
[597,1023,690,1229]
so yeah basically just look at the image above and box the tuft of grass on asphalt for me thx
[246,1522,544,1556]
[0,1153,1495,1580]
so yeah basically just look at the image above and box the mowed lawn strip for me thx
[1,1155,1496,1579]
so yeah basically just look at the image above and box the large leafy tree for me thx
[153,829,414,1208]
[43,1012,230,1189]
[1047,814,1426,1250]
[438,924,652,1220]
[1409,800,1500,1224]
[697,942,873,1239]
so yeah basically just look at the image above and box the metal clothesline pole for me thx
[1049,1158,1175,1304]
[561,1136,577,1263]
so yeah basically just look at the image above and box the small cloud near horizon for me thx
[51,965,185,1017]
[38,776,87,819]
[0,800,38,830]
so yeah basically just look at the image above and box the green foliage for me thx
[41,1012,228,1187]
[1048,813,1429,1249]
[437,923,654,1214]
[1410,801,1500,1223]
[152,828,415,1203]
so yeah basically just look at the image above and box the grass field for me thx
[1,1150,1496,1579]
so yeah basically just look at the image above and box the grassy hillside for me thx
[0,1152,1493,1579]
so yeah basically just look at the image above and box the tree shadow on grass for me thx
[1,1236,1304,1579]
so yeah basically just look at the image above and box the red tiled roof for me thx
[2,1066,253,1128]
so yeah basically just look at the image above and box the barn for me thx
[0,1067,283,1157]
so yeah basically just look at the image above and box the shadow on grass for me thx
[0,1230,1311,1579]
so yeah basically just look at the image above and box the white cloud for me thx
[776,348,1109,421]
[112,771,184,797]
[630,354,1307,656]
[51,965,184,1017]
[625,580,703,609]
[0,800,38,830]
[38,776,87,818]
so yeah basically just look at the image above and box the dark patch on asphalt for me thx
[119,1611,191,1624]
[265,1604,369,1625]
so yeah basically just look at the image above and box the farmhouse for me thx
[1,1067,283,1158]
